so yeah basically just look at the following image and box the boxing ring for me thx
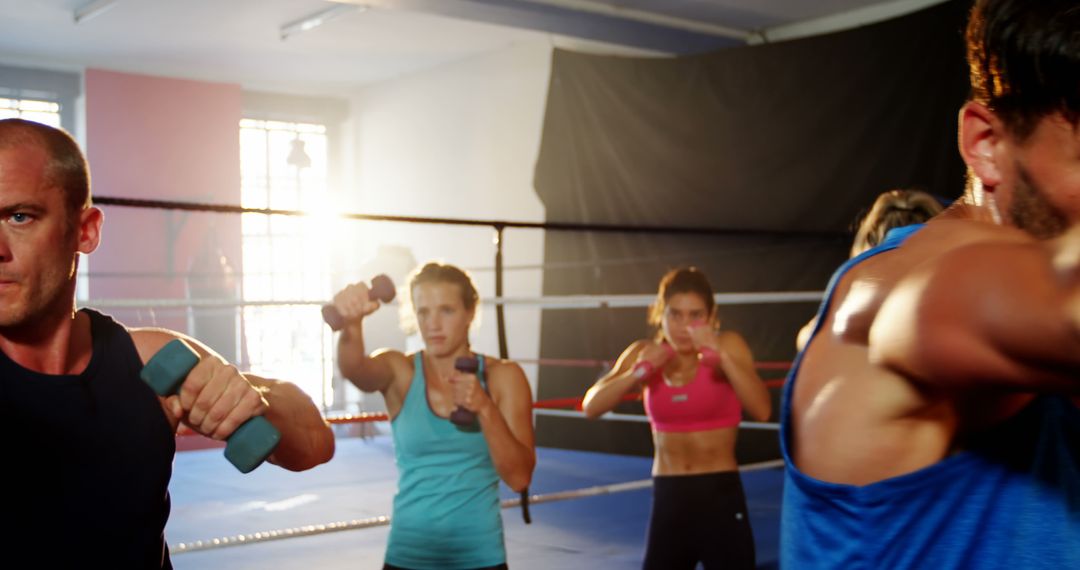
[81,195,827,569]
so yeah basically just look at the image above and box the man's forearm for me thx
[256,378,335,471]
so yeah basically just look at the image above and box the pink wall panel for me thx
[84,69,243,345]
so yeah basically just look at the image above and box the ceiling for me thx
[0,0,947,97]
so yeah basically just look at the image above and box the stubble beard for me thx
[0,257,77,332]
[1009,162,1070,240]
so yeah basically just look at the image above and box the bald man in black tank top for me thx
[0,119,336,568]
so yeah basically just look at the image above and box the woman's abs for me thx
[652,427,738,475]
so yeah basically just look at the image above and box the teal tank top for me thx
[781,225,1080,568]
[385,352,505,569]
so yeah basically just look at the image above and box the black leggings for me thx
[642,471,756,570]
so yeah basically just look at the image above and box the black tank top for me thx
[1,309,175,568]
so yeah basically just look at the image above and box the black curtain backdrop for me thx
[532,0,972,459]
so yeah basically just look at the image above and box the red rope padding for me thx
[325,412,390,424]
[764,378,785,389]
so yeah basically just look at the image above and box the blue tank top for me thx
[781,225,1080,569]
[1,309,175,568]
[386,352,505,569]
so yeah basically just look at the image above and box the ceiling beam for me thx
[502,0,749,41]
[73,0,120,25]
[331,0,743,54]
[280,4,365,41]
[752,0,950,44]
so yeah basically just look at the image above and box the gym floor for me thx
[167,434,783,569]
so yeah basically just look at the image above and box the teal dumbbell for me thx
[140,339,281,473]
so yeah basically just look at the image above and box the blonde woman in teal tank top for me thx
[331,262,536,570]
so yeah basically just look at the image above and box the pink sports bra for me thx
[643,362,742,433]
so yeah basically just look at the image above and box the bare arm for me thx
[476,362,536,492]
[870,239,1080,391]
[337,320,401,393]
[716,332,772,422]
[582,340,651,419]
[247,374,336,471]
[333,282,399,393]
[132,329,334,471]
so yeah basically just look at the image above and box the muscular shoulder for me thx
[715,330,753,358]
[827,218,1032,345]
[852,217,1030,274]
[717,330,748,347]
[374,348,412,373]
[606,339,653,371]
[484,357,531,396]
[484,357,526,382]
[904,217,1033,254]
[375,349,415,395]
[894,219,1041,289]
[128,327,198,365]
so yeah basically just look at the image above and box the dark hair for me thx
[850,189,944,256]
[966,0,1080,139]
[647,267,716,327]
[0,119,91,217]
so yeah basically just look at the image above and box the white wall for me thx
[335,40,555,400]
[333,36,657,407]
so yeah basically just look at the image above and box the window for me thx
[0,97,62,127]
[239,118,335,408]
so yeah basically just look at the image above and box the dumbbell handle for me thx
[140,339,281,474]
[450,356,479,427]
[322,274,396,332]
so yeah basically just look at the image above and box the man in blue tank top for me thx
[0,119,336,568]
[782,1,1080,568]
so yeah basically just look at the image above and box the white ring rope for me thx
[169,458,784,555]
[532,409,780,431]
[81,290,824,310]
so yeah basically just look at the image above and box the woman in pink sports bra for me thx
[582,267,772,570]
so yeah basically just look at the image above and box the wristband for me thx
[698,347,721,369]
[632,361,656,381]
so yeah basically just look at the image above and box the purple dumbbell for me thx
[450,356,479,427]
[322,274,396,331]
